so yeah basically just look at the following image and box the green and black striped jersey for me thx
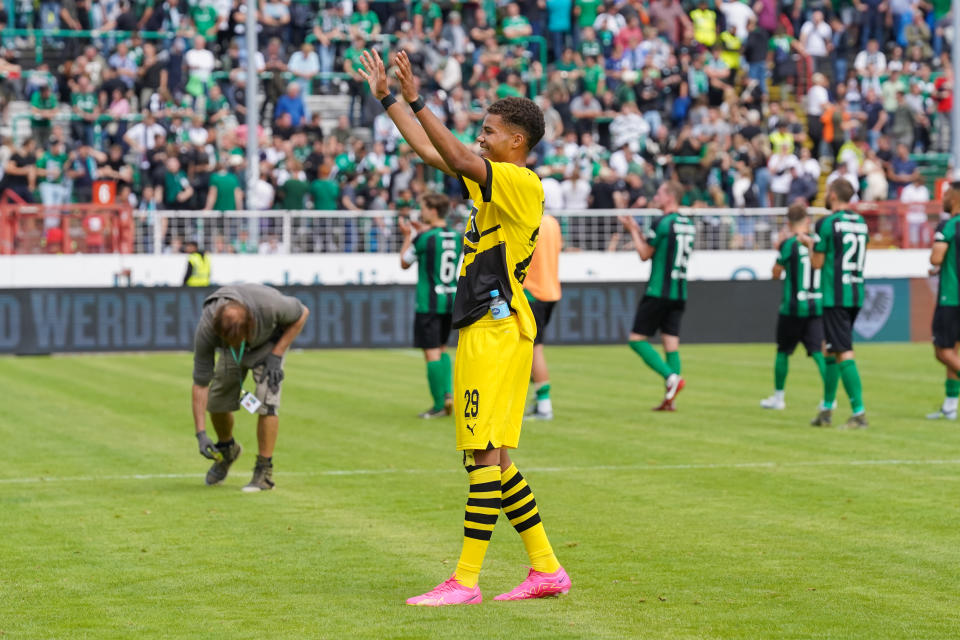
[413,227,461,314]
[934,216,960,307]
[645,212,695,301]
[776,235,822,317]
[814,210,868,308]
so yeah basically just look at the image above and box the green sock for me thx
[811,352,827,383]
[774,352,789,391]
[666,351,681,375]
[947,378,960,398]
[823,356,840,407]
[839,359,864,415]
[535,383,551,400]
[629,340,673,379]
[440,352,453,395]
[426,359,446,411]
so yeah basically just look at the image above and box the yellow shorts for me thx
[454,313,533,451]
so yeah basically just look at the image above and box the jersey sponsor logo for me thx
[835,220,869,234]
[853,284,894,339]
[433,284,458,294]
[796,290,823,301]
[841,273,864,285]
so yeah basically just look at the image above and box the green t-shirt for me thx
[413,227,462,314]
[777,235,823,317]
[335,152,356,174]
[413,1,442,21]
[579,39,602,59]
[584,64,604,94]
[935,217,960,306]
[206,95,229,120]
[37,151,68,185]
[814,210,869,308]
[576,0,602,27]
[279,178,309,209]
[496,83,524,99]
[191,5,218,37]
[644,212,695,301]
[502,15,531,42]
[71,91,98,115]
[164,171,190,206]
[30,92,57,126]
[209,171,240,210]
[309,178,340,210]
[350,10,380,35]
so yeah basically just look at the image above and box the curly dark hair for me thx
[486,97,545,151]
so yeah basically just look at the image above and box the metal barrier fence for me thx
[1,204,947,256]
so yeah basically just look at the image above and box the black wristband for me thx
[409,95,426,114]
[380,94,397,110]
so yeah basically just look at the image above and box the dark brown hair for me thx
[487,97,545,150]
[213,302,255,346]
[828,179,855,205]
[421,193,451,219]
[944,187,960,215]
[787,202,808,224]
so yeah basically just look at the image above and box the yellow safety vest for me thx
[186,251,211,287]
[719,31,741,70]
[690,9,717,47]
[769,130,794,154]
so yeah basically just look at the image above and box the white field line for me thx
[1,458,960,485]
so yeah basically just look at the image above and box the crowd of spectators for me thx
[0,0,954,253]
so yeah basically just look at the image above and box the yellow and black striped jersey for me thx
[455,158,544,341]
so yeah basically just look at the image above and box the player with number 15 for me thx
[619,182,695,411]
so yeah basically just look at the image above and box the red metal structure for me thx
[0,201,134,255]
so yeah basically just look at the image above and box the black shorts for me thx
[413,312,453,349]
[823,307,860,353]
[530,299,557,345]
[932,306,960,348]
[632,295,685,338]
[776,314,824,356]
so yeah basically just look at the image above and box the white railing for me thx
[139,207,830,256]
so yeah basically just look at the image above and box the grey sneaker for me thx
[418,406,450,419]
[242,456,275,492]
[841,413,869,430]
[810,409,833,427]
[205,440,242,486]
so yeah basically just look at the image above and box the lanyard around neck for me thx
[229,341,246,365]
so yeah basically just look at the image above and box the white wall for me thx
[0,250,933,288]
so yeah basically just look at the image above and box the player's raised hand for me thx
[394,51,419,102]
[398,216,413,238]
[357,49,389,100]
[618,215,639,232]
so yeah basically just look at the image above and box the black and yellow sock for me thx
[501,463,560,574]
[454,464,501,588]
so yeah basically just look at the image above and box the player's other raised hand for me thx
[357,49,389,100]
[394,51,419,102]
[618,215,640,232]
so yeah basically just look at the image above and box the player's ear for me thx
[512,131,525,150]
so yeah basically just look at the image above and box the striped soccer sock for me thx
[501,464,560,574]
[454,464,501,588]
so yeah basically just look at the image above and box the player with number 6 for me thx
[399,192,462,418]
[619,182,695,411]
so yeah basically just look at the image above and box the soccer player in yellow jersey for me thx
[358,49,570,605]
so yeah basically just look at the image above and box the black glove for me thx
[263,353,284,393]
[196,430,221,461]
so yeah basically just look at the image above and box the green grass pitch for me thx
[2,343,960,639]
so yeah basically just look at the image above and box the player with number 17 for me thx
[619,182,695,411]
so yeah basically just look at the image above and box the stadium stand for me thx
[0,0,954,254]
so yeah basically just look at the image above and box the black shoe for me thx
[810,409,833,427]
[205,441,242,486]
[242,455,275,492]
[841,413,868,430]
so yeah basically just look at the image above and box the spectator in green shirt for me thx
[278,160,309,209]
[37,139,70,206]
[501,3,533,43]
[309,162,340,210]
[30,85,58,144]
[70,75,100,147]
[206,161,244,211]
[349,0,381,39]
